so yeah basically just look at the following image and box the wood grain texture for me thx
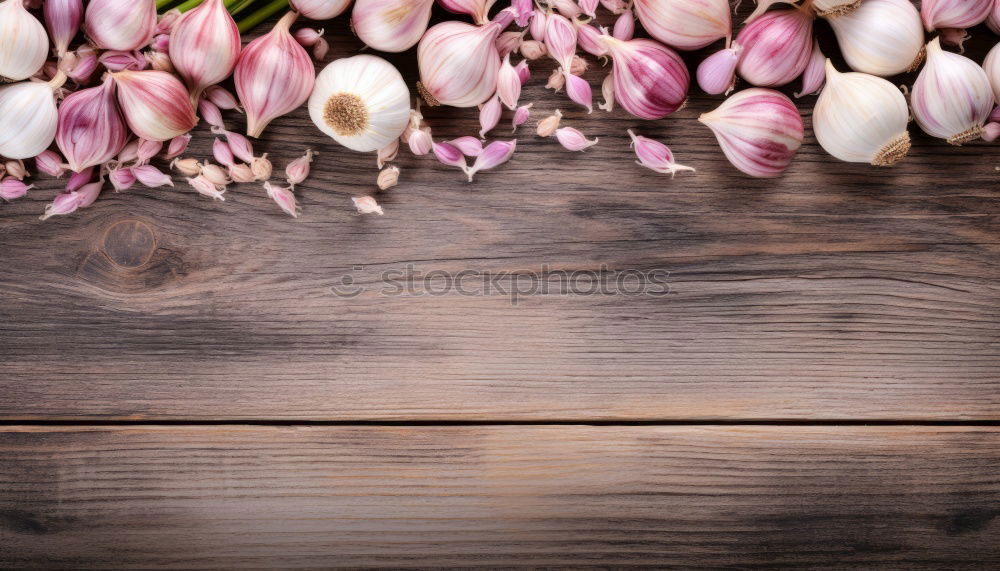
[0,8,998,420]
[0,425,998,568]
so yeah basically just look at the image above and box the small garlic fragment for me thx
[463,139,516,181]
[35,150,66,178]
[171,157,202,177]
[536,109,562,137]
[627,130,694,177]
[479,94,502,138]
[555,127,598,151]
[229,163,255,183]
[353,195,384,215]
[265,181,299,217]
[286,149,315,186]
[377,165,400,190]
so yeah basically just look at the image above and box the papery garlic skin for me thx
[0,76,63,159]
[417,13,511,107]
[84,0,157,51]
[0,0,49,82]
[911,38,995,144]
[170,0,241,102]
[735,8,813,88]
[56,76,129,172]
[699,88,803,178]
[235,11,315,137]
[112,70,198,142]
[44,0,83,58]
[821,0,924,77]
[352,0,435,53]
[632,0,730,51]
[984,43,1000,103]
[813,60,910,166]
[292,0,353,19]
[599,36,689,120]
[309,55,411,152]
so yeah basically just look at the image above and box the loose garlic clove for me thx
[497,55,522,110]
[352,0,435,53]
[699,88,804,178]
[599,36,688,120]
[170,0,241,104]
[613,9,635,40]
[794,40,826,98]
[632,0,730,51]
[696,44,741,95]
[0,74,64,160]
[309,55,411,153]
[43,0,82,58]
[512,104,532,132]
[463,139,516,182]
[35,150,66,178]
[112,69,198,142]
[536,109,562,137]
[353,195,384,215]
[813,60,910,166]
[735,8,814,88]
[291,0,353,20]
[417,12,512,107]
[555,127,598,151]
[56,75,129,173]
[84,0,156,51]
[920,0,991,50]
[0,0,49,82]
[265,181,298,217]
[286,149,315,186]
[627,129,694,177]
[911,38,995,145]
[377,165,400,190]
[479,94,502,138]
[821,0,924,77]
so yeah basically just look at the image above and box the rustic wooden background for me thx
[1,1,998,567]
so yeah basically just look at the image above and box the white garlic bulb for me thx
[984,42,1000,104]
[821,0,924,77]
[0,78,62,159]
[813,60,910,166]
[308,55,411,153]
[0,0,49,82]
[911,38,995,145]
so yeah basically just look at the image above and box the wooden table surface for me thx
[2,2,999,567]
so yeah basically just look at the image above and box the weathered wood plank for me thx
[0,11,998,420]
[1,425,998,568]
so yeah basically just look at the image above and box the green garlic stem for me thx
[237,0,289,33]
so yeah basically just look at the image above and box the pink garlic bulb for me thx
[984,42,1000,103]
[291,0,353,19]
[437,0,496,25]
[989,0,1000,33]
[697,44,741,95]
[234,11,315,137]
[632,0,730,51]
[911,37,995,145]
[56,75,129,172]
[598,36,689,120]
[699,88,804,178]
[43,0,82,57]
[84,0,156,51]
[735,7,814,88]
[417,11,512,107]
[170,0,241,102]
[920,0,991,49]
[112,70,198,142]
[352,0,435,53]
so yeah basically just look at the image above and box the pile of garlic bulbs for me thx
[1,0,999,221]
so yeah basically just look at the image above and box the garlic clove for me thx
[235,11,315,138]
[432,141,467,169]
[578,0,599,18]
[291,0,353,20]
[136,139,163,165]
[794,39,826,98]
[0,177,32,201]
[627,129,694,177]
[632,0,730,51]
[564,71,594,113]
[813,60,910,166]
[264,181,298,217]
[352,0,435,53]
[407,128,433,155]
[286,149,315,186]
[520,40,547,60]
[496,31,523,58]
[170,0,241,103]
[735,7,814,88]
[188,175,226,201]
[544,12,577,70]
[213,138,235,167]
[479,94,502,138]
[84,0,156,51]
[353,195,384,215]
[911,37,995,145]
[497,55,522,110]
[536,109,562,137]
[251,154,272,181]
[377,165,400,190]
[35,150,66,178]
[163,134,192,160]
[462,139,516,182]
[228,163,255,183]
[599,36,688,120]
[377,139,399,168]
[528,8,546,41]
[449,136,484,157]
[112,69,198,142]
[56,75,130,173]
[574,20,608,58]
[512,104,532,132]
[43,0,82,58]
[109,167,136,191]
[0,0,49,82]
[613,9,635,40]
[821,0,924,77]
[555,127,598,151]
[990,0,1000,33]
[699,88,804,178]
[133,164,174,188]
[309,54,411,152]
[697,44,741,95]
[171,157,202,177]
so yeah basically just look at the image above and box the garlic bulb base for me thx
[906,46,926,73]
[816,0,860,17]
[323,93,368,136]
[947,126,984,146]
[872,133,910,166]
[416,82,440,106]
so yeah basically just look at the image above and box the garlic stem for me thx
[229,0,259,17]
[157,0,182,10]
[175,0,206,11]
[237,0,287,33]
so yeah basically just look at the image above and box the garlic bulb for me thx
[308,55,411,152]
[0,0,49,82]
[598,36,689,120]
[438,0,496,25]
[920,0,991,48]
[911,38,995,145]
[84,0,157,51]
[735,7,814,88]
[352,0,435,53]
[417,11,513,107]
[699,88,804,178]
[170,0,241,103]
[0,75,65,160]
[813,60,910,166]
[112,70,198,142]
[990,1,1000,34]
[984,42,1000,103]
[56,75,129,172]
[632,0,730,51]
[820,0,924,77]
[291,0,353,20]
